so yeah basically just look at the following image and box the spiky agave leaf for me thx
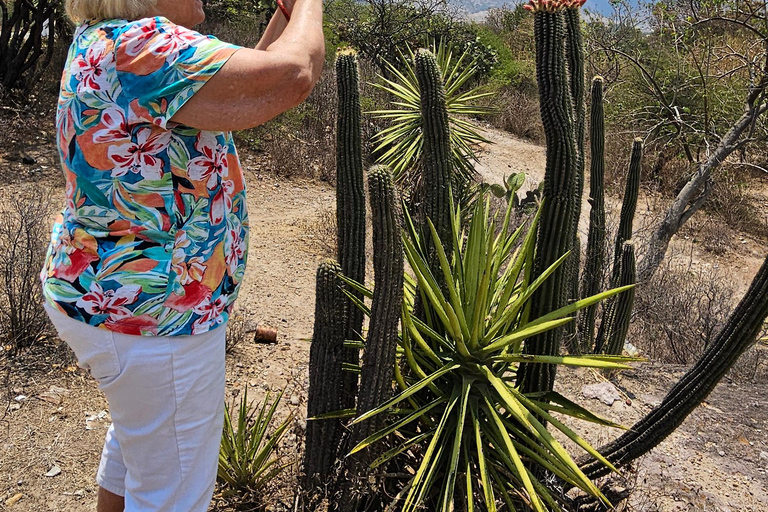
[369,40,494,192]
[218,389,293,498]
[347,195,639,511]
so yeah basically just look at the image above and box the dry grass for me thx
[0,189,54,354]
[630,260,735,365]
[485,87,544,143]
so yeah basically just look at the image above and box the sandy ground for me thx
[1,120,767,511]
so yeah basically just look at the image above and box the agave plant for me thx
[218,389,293,500]
[370,41,493,192]
[345,197,636,512]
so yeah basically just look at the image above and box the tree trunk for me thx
[639,98,768,280]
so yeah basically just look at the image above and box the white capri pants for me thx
[45,305,226,512]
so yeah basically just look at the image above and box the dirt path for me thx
[1,126,767,511]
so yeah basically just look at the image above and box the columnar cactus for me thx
[564,5,587,327]
[598,241,636,356]
[581,252,768,478]
[352,165,404,456]
[415,49,453,281]
[579,77,607,352]
[611,138,642,279]
[304,261,348,487]
[335,49,366,407]
[517,0,580,394]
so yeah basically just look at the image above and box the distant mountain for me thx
[451,0,638,17]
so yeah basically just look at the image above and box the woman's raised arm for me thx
[169,0,324,131]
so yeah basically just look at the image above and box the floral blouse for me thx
[41,17,248,336]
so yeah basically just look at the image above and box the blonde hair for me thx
[65,0,158,23]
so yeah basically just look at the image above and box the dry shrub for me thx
[226,311,248,354]
[250,65,337,181]
[696,217,733,256]
[707,167,768,240]
[486,88,543,143]
[0,189,54,353]
[308,207,337,258]
[631,261,734,365]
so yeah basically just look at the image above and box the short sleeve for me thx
[114,17,241,128]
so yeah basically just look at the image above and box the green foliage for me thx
[348,197,635,512]
[218,389,293,501]
[487,172,526,205]
[204,0,275,24]
[370,42,492,189]
[327,0,471,74]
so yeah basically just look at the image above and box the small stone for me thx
[290,395,300,406]
[13,395,26,402]
[759,451,768,461]
[718,450,726,457]
[21,154,36,165]
[45,466,62,477]
[582,382,622,406]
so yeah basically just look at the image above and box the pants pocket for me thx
[45,305,121,382]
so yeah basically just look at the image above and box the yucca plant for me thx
[218,389,293,503]
[345,197,636,512]
[370,41,493,192]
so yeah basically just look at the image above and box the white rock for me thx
[582,382,622,406]
[45,466,61,478]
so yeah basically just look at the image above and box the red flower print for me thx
[71,38,114,94]
[121,20,200,64]
[76,282,141,319]
[166,280,212,312]
[105,314,159,336]
[94,107,130,143]
[192,295,228,334]
[108,127,171,180]
[120,20,159,56]
[188,132,229,189]
[225,226,246,276]
[53,245,100,282]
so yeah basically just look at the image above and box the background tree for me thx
[586,0,768,278]
[0,0,65,93]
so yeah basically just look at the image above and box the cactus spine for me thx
[303,261,348,488]
[352,165,404,456]
[579,76,607,352]
[336,49,366,407]
[415,49,453,281]
[517,3,580,394]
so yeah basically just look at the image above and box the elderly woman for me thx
[39,0,324,510]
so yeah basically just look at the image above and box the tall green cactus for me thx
[415,49,453,282]
[517,0,580,394]
[335,49,366,407]
[593,139,641,354]
[611,138,642,279]
[579,76,607,352]
[352,165,404,458]
[303,260,348,489]
[564,4,586,349]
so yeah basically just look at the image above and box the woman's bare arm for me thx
[170,0,323,131]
